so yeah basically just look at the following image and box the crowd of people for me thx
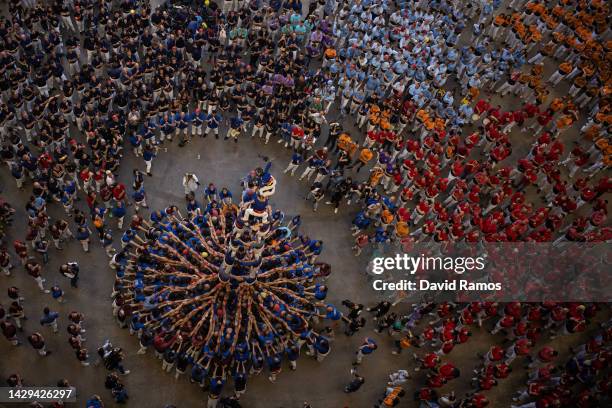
[1,0,607,261]
[110,164,339,407]
[0,0,610,406]
[366,300,611,407]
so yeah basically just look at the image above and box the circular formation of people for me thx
[0,0,610,407]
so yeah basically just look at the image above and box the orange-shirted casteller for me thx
[382,386,405,407]
[379,119,391,131]
[545,15,559,30]
[416,109,429,123]
[323,48,336,59]
[494,14,507,27]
